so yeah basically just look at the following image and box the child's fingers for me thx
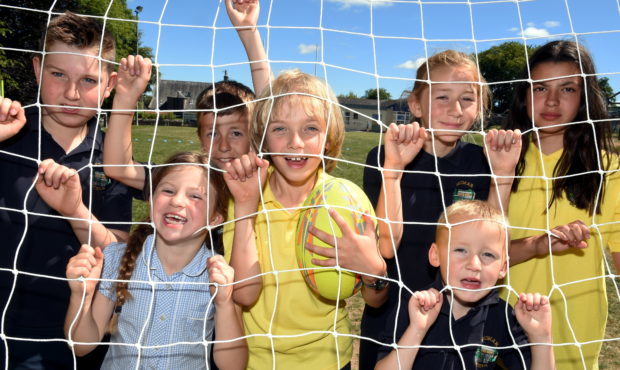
[120,57,128,71]
[361,214,377,239]
[385,123,398,143]
[501,130,514,152]
[0,97,13,120]
[485,129,497,151]
[401,123,413,143]
[412,122,425,143]
[126,55,136,76]
[305,241,337,259]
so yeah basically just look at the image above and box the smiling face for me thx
[429,217,507,314]
[151,166,222,248]
[526,61,583,136]
[409,65,480,155]
[33,42,117,131]
[265,97,328,187]
[198,112,251,169]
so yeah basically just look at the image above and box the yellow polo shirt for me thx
[505,142,620,369]
[223,169,352,370]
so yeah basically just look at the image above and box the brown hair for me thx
[251,69,344,172]
[109,152,228,332]
[410,50,490,124]
[196,80,256,137]
[39,11,116,71]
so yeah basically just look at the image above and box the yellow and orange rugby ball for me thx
[295,177,376,301]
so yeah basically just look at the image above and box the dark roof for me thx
[149,80,214,109]
[338,98,409,112]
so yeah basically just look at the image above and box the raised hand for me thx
[408,288,443,333]
[223,152,269,209]
[484,129,522,177]
[35,159,83,217]
[208,255,235,305]
[225,0,259,30]
[305,209,384,277]
[383,122,427,179]
[66,244,104,296]
[515,292,552,342]
[0,97,27,142]
[114,55,152,108]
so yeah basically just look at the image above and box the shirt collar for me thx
[141,234,213,277]
[262,167,329,208]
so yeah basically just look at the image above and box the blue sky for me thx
[127,0,620,99]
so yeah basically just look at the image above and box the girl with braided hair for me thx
[64,152,247,370]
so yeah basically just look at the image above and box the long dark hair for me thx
[505,40,617,215]
[109,152,229,332]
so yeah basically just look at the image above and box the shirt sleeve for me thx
[95,179,136,233]
[363,146,383,208]
[98,243,126,301]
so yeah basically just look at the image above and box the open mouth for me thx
[460,278,481,290]
[164,213,187,225]
[285,156,308,167]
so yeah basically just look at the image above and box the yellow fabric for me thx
[504,142,620,370]
[223,168,353,370]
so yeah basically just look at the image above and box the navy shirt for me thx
[359,141,492,369]
[0,107,135,338]
[377,275,532,369]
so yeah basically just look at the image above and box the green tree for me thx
[363,88,391,100]
[477,41,538,114]
[0,0,152,103]
[338,91,358,99]
[597,77,615,104]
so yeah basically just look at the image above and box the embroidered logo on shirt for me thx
[92,165,111,191]
[475,345,498,367]
[453,181,476,202]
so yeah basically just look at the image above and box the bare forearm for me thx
[487,175,514,215]
[237,29,270,95]
[64,294,102,356]
[508,235,545,266]
[376,176,403,259]
[529,337,555,370]
[66,204,127,246]
[230,207,262,306]
[375,327,424,370]
[213,303,247,370]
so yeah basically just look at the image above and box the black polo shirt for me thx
[359,141,492,369]
[0,106,134,338]
[377,275,532,369]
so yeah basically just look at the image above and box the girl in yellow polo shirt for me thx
[503,40,620,369]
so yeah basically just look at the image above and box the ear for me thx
[498,259,507,280]
[103,71,118,100]
[32,56,42,85]
[209,212,224,228]
[407,93,423,118]
[428,243,441,268]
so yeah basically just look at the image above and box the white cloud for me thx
[326,0,392,9]
[298,43,320,55]
[521,26,550,38]
[397,57,426,69]
[544,20,560,28]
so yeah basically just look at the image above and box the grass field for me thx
[128,125,620,368]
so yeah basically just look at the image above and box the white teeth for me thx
[286,157,307,162]
[165,214,187,224]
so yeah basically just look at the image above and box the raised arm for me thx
[103,55,152,190]
[376,122,426,259]
[225,0,270,95]
[64,245,115,356]
[514,293,555,370]
[208,255,248,370]
[484,129,522,214]
[35,159,128,244]
[223,152,268,306]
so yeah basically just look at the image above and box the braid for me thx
[108,223,153,333]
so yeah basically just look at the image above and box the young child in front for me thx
[64,152,247,369]
[0,12,138,368]
[376,200,554,369]
[359,50,522,368]
[221,69,387,369]
[503,40,620,369]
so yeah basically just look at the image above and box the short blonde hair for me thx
[250,69,344,173]
[436,200,508,242]
[410,50,490,123]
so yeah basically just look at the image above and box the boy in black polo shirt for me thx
[376,201,554,370]
[0,12,138,369]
